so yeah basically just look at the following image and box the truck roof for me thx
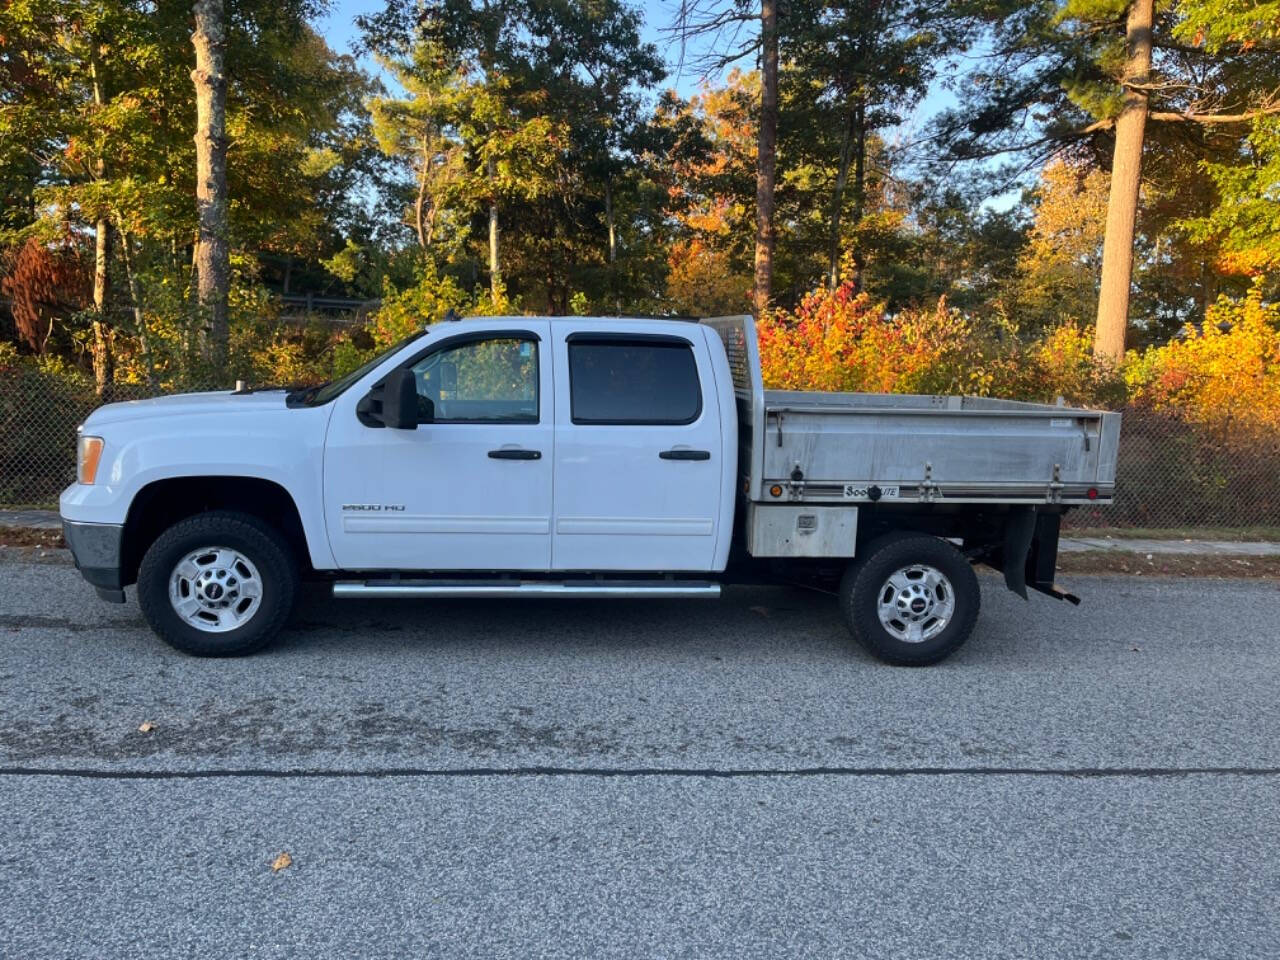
[428,313,713,329]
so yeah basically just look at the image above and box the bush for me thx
[369,261,469,348]
[757,284,976,394]
[757,282,1126,407]
[1124,288,1280,436]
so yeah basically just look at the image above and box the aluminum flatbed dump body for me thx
[704,315,1122,507]
[757,390,1120,504]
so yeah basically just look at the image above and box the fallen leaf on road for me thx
[271,852,292,872]
[137,722,155,734]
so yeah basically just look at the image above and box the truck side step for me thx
[331,579,722,600]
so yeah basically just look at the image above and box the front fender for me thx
[59,406,336,570]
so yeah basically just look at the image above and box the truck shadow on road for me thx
[270,577,1096,668]
[277,583,868,661]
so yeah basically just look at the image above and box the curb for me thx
[1059,537,1280,557]
[0,510,60,530]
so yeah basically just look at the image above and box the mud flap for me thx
[996,509,1080,605]
[1001,509,1036,599]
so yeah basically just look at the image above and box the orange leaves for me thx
[0,237,90,354]
[756,281,1131,408]
[1215,247,1273,278]
[757,283,973,395]
[665,239,751,317]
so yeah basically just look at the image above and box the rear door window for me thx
[568,338,702,425]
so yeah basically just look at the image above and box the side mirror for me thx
[380,368,419,429]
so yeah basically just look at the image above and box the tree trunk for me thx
[415,141,430,248]
[848,99,867,293]
[1094,0,1153,363]
[92,218,115,400]
[753,0,779,317]
[89,49,114,400]
[487,158,501,300]
[827,106,855,289]
[605,177,619,314]
[117,229,158,390]
[192,0,230,372]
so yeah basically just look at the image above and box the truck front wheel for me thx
[136,510,298,657]
[839,534,980,666]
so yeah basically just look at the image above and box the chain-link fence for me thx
[1,366,230,508]
[4,363,1279,532]
[1063,407,1280,532]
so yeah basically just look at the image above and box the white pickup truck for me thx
[60,314,1121,665]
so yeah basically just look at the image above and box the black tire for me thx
[136,510,298,657]
[839,533,980,666]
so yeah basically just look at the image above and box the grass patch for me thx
[1056,550,1280,578]
[0,527,65,549]
[1064,526,1280,542]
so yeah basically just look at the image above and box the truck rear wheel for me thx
[839,534,980,666]
[137,511,298,657]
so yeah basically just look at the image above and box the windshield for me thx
[292,330,430,407]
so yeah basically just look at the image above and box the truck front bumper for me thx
[62,519,126,603]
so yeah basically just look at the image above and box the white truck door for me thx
[550,323,724,572]
[323,322,554,570]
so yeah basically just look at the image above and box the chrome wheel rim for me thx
[168,546,263,633]
[876,564,955,644]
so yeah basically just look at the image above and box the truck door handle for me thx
[659,449,711,461]
[488,449,541,460]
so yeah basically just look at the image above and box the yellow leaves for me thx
[665,240,750,317]
[299,147,341,179]
[137,721,155,734]
[270,852,292,873]
[1126,289,1280,434]
[1014,159,1110,327]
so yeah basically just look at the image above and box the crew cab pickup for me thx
[60,314,1121,665]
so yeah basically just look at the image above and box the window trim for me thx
[396,329,542,425]
[566,334,704,427]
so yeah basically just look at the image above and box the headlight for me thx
[77,435,105,485]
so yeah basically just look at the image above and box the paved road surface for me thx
[1,558,1277,958]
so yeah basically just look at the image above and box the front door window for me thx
[412,338,538,423]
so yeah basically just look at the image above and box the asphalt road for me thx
[1,555,1278,958]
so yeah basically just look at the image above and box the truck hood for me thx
[83,390,291,428]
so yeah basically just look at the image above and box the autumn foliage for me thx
[0,237,89,353]
[757,280,1127,407]
[757,280,1279,439]
[1125,289,1280,434]
[758,284,972,394]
